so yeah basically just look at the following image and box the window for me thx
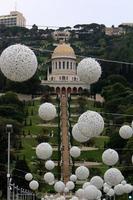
[56,62,57,69]
[62,76,65,80]
[70,62,72,69]
[59,62,61,69]
[67,61,69,69]
[63,61,65,69]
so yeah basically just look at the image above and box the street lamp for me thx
[6,124,13,200]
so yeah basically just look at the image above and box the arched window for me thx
[59,61,61,69]
[70,62,72,69]
[63,61,65,69]
[62,76,65,80]
[67,61,69,69]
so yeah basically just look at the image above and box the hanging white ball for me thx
[104,168,124,186]
[45,160,55,170]
[84,185,98,200]
[90,176,104,189]
[102,149,119,166]
[114,184,124,196]
[36,142,53,160]
[75,166,89,180]
[38,103,56,121]
[82,182,91,189]
[70,146,81,158]
[107,189,115,197]
[54,181,65,193]
[0,44,38,82]
[121,180,127,185]
[64,187,69,193]
[71,197,79,200]
[123,184,133,194]
[77,57,102,84]
[72,123,89,143]
[78,111,104,138]
[48,181,55,186]
[25,173,33,181]
[44,172,55,184]
[66,181,75,190]
[119,125,133,139]
[103,187,110,193]
[97,190,102,199]
[75,188,85,199]
[70,174,77,182]
[29,180,39,190]
[131,155,133,164]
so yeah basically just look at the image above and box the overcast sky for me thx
[0,0,133,28]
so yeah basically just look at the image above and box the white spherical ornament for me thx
[102,149,119,166]
[38,103,56,121]
[104,168,124,186]
[97,190,102,199]
[119,125,133,139]
[123,184,133,194]
[75,166,89,180]
[44,172,55,184]
[72,123,89,143]
[90,176,104,189]
[114,184,124,196]
[71,197,79,200]
[78,111,104,138]
[66,181,75,190]
[54,181,65,193]
[45,160,55,170]
[121,180,127,185]
[48,181,55,185]
[36,142,53,160]
[103,187,110,193]
[107,189,115,197]
[82,182,91,189]
[75,189,85,199]
[64,187,69,193]
[70,174,77,182]
[70,146,81,158]
[0,44,37,82]
[29,180,39,190]
[84,185,98,200]
[77,57,102,84]
[25,173,33,181]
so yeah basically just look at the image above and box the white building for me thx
[52,30,71,41]
[42,43,88,94]
[0,11,26,27]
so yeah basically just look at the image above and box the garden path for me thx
[60,95,70,183]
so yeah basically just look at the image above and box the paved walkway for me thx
[60,95,70,183]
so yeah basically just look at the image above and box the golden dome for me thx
[52,43,76,59]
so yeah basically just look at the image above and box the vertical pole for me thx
[7,131,11,200]
[12,184,15,200]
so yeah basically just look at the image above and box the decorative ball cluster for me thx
[77,57,102,84]
[70,146,81,158]
[119,125,133,139]
[102,149,119,166]
[78,110,104,138]
[0,44,38,82]
[36,142,53,160]
[38,102,56,121]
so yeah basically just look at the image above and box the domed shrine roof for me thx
[52,43,76,59]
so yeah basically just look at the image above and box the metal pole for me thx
[7,130,11,200]
[6,124,13,200]
[12,184,15,200]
